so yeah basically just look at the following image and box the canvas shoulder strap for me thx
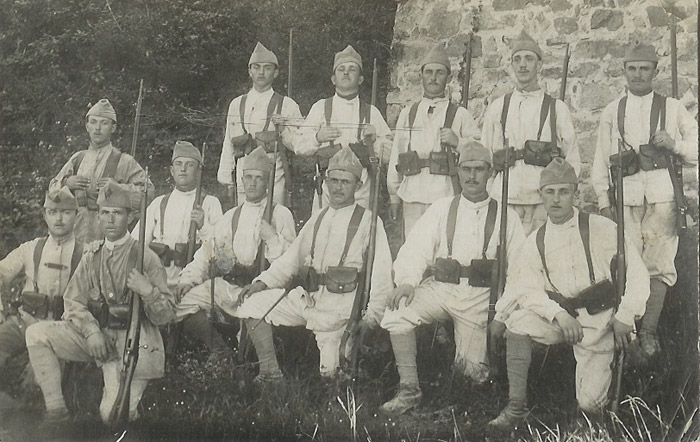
[159,192,173,238]
[500,93,513,142]
[229,205,244,248]
[445,195,461,258]
[358,100,371,140]
[32,237,48,291]
[324,97,333,126]
[338,205,366,266]
[617,96,628,145]
[262,92,285,131]
[101,149,122,179]
[406,102,420,152]
[239,94,248,133]
[309,207,330,261]
[70,241,84,277]
[482,199,498,258]
[444,102,459,129]
[536,94,553,141]
[650,92,666,137]
[72,151,87,175]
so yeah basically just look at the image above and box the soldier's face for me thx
[421,63,450,98]
[511,50,541,88]
[249,63,278,91]
[457,160,491,201]
[44,208,77,238]
[326,170,360,209]
[331,62,363,94]
[540,183,576,224]
[242,170,269,203]
[170,157,200,192]
[624,61,657,96]
[85,116,116,148]
[98,207,130,241]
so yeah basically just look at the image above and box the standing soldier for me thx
[488,158,649,431]
[0,189,82,395]
[217,42,302,206]
[591,41,698,360]
[482,31,580,234]
[388,44,480,237]
[132,141,223,291]
[380,142,526,415]
[237,147,393,379]
[295,45,392,212]
[25,182,175,425]
[49,99,154,243]
[176,147,296,358]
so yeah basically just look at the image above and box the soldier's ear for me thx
[127,210,136,225]
[358,75,364,86]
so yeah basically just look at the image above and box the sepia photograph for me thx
[0,0,698,440]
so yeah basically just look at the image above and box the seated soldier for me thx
[25,182,176,425]
[0,189,82,394]
[237,147,393,379]
[380,141,526,415]
[175,147,296,358]
[131,141,223,292]
[487,158,650,431]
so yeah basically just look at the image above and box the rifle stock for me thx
[186,143,206,264]
[108,168,148,427]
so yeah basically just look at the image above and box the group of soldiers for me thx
[0,29,697,436]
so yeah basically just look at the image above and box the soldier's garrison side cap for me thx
[172,141,202,163]
[249,42,279,66]
[334,45,363,72]
[86,99,117,123]
[44,188,78,210]
[421,43,451,73]
[96,181,132,209]
[623,41,659,64]
[243,146,273,174]
[540,157,578,188]
[328,146,363,180]
[456,141,492,166]
[511,31,543,60]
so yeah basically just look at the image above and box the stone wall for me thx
[387,0,698,208]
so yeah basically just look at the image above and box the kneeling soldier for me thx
[176,147,296,358]
[237,147,393,379]
[26,182,175,425]
[0,189,82,386]
[487,158,650,431]
[380,142,526,415]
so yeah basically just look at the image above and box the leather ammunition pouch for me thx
[88,300,130,330]
[547,279,616,318]
[432,258,463,284]
[523,140,561,167]
[21,292,64,319]
[315,145,342,169]
[492,147,518,172]
[149,242,172,266]
[297,266,320,293]
[222,263,257,287]
[429,151,453,176]
[349,142,372,169]
[255,130,279,154]
[638,144,669,171]
[609,149,640,178]
[232,133,256,158]
[172,243,190,268]
[396,151,423,176]
[468,258,497,288]
[323,266,359,294]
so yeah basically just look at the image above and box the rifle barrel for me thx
[462,33,473,109]
[130,79,145,157]
[288,29,294,98]
[560,43,570,101]
[186,144,206,263]
[371,58,378,108]
[671,14,678,99]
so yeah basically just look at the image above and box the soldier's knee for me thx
[25,322,54,348]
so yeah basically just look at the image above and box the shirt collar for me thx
[243,197,266,208]
[328,202,357,214]
[512,87,543,100]
[104,233,130,250]
[546,208,579,231]
[89,143,113,153]
[422,95,449,107]
[248,87,274,101]
[334,93,359,105]
[47,233,75,247]
[172,187,197,197]
[459,194,492,210]
[627,90,654,104]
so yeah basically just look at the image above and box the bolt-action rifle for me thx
[186,143,206,264]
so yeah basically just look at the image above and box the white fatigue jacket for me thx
[217,88,303,186]
[591,91,698,209]
[131,189,223,287]
[0,235,80,318]
[387,97,481,205]
[179,199,296,287]
[394,195,526,288]
[63,235,175,379]
[494,209,650,327]
[482,89,580,205]
[255,203,393,326]
[49,144,154,243]
[294,95,392,211]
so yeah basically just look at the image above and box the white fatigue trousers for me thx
[381,279,490,382]
[175,277,241,320]
[25,321,148,422]
[236,287,355,375]
[625,201,678,286]
[505,308,614,412]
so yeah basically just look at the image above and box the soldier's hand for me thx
[65,175,90,190]
[270,114,288,127]
[87,332,114,362]
[190,206,205,229]
[96,177,116,190]
[237,281,268,306]
[175,282,195,302]
[389,202,401,222]
[387,284,415,310]
[127,268,154,298]
[259,219,277,242]
[609,317,634,351]
[316,125,341,143]
[439,128,459,148]
[554,311,584,345]
[362,124,377,144]
[600,207,616,223]
[650,130,675,151]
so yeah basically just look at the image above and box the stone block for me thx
[584,0,604,7]
[647,6,671,27]
[493,0,526,11]
[542,67,563,78]
[591,9,623,31]
[571,62,599,78]
[482,53,503,68]
[550,0,572,12]
[426,2,461,37]
[576,40,625,58]
[578,83,618,110]
[554,17,578,34]
[447,33,482,57]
